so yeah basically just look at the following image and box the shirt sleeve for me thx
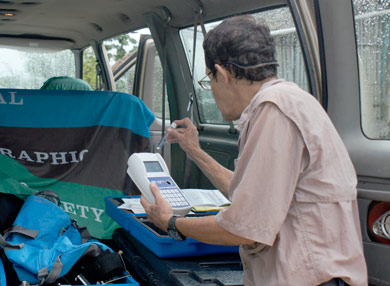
[215,102,308,246]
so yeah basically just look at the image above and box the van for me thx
[0,0,389,285]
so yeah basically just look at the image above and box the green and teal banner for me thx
[0,89,155,239]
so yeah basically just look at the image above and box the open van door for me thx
[132,36,172,161]
[316,0,390,285]
[106,33,173,167]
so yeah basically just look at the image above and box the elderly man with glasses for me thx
[141,15,367,286]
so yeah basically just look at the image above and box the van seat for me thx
[40,76,93,91]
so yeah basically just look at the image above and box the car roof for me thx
[0,0,284,50]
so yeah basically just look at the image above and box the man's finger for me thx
[167,127,182,137]
[181,117,192,125]
[173,118,189,127]
[149,182,164,202]
[167,128,183,142]
[140,194,150,210]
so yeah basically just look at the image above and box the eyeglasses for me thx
[197,61,278,91]
[198,71,213,91]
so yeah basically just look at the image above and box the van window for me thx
[115,63,136,93]
[0,48,75,89]
[180,6,309,124]
[354,1,390,139]
[82,46,99,90]
[104,29,169,119]
[103,30,141,94]
[152,53,169,119]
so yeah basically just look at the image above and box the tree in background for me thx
[105,34,138,63]
[82,33,139,90]
[82,47,98,89]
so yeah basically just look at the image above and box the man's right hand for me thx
[166,118,201,158]
[167,117,233,195]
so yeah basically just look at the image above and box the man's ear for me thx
[215,64,231,85]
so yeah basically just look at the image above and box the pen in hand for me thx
[156,122,177,150]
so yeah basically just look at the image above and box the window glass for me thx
[105,28,169,119]
[82,46,99,90]
[152,53,170,119]
[0,48,75,89]
[354,0,390,139]
[115,64,136,94]
[103,30,141,94]
[180,6,309,124]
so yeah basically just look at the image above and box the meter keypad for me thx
[148,176,190,209]
[161,189,189,207]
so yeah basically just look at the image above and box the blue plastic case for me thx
[105,196,239,258]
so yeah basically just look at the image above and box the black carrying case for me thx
[113,228,244,286]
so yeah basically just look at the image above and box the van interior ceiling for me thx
[0,0,286,49]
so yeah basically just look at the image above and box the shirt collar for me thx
[237,78,285,132]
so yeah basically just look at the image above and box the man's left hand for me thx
[140,182,173,232]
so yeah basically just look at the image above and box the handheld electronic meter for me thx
[127,152,191,216]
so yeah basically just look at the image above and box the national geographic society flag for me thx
[0,89,155,239]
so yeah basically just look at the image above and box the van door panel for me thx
[316,0,390,284]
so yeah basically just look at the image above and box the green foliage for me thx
[105,34,138,62]
[82,33,139,90]
[83,47,98,89]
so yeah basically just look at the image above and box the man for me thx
[141,15,367,286]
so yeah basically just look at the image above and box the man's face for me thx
[209,68,241,121]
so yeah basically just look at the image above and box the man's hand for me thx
[166,118,201,158]
[140,182,173,232]
[166,117,233,195]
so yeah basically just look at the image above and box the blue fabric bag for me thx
[0,257,6,286]
[0,194,110,285]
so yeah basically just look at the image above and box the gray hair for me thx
[203,15,278,82]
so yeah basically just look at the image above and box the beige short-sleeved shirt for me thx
[215,79,367,286]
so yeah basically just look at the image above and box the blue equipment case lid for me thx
[105,196,239,258]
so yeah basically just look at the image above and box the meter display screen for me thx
[144,161,163,172]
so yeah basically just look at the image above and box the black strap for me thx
[183,8,207,188]
[158,7,171,153]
